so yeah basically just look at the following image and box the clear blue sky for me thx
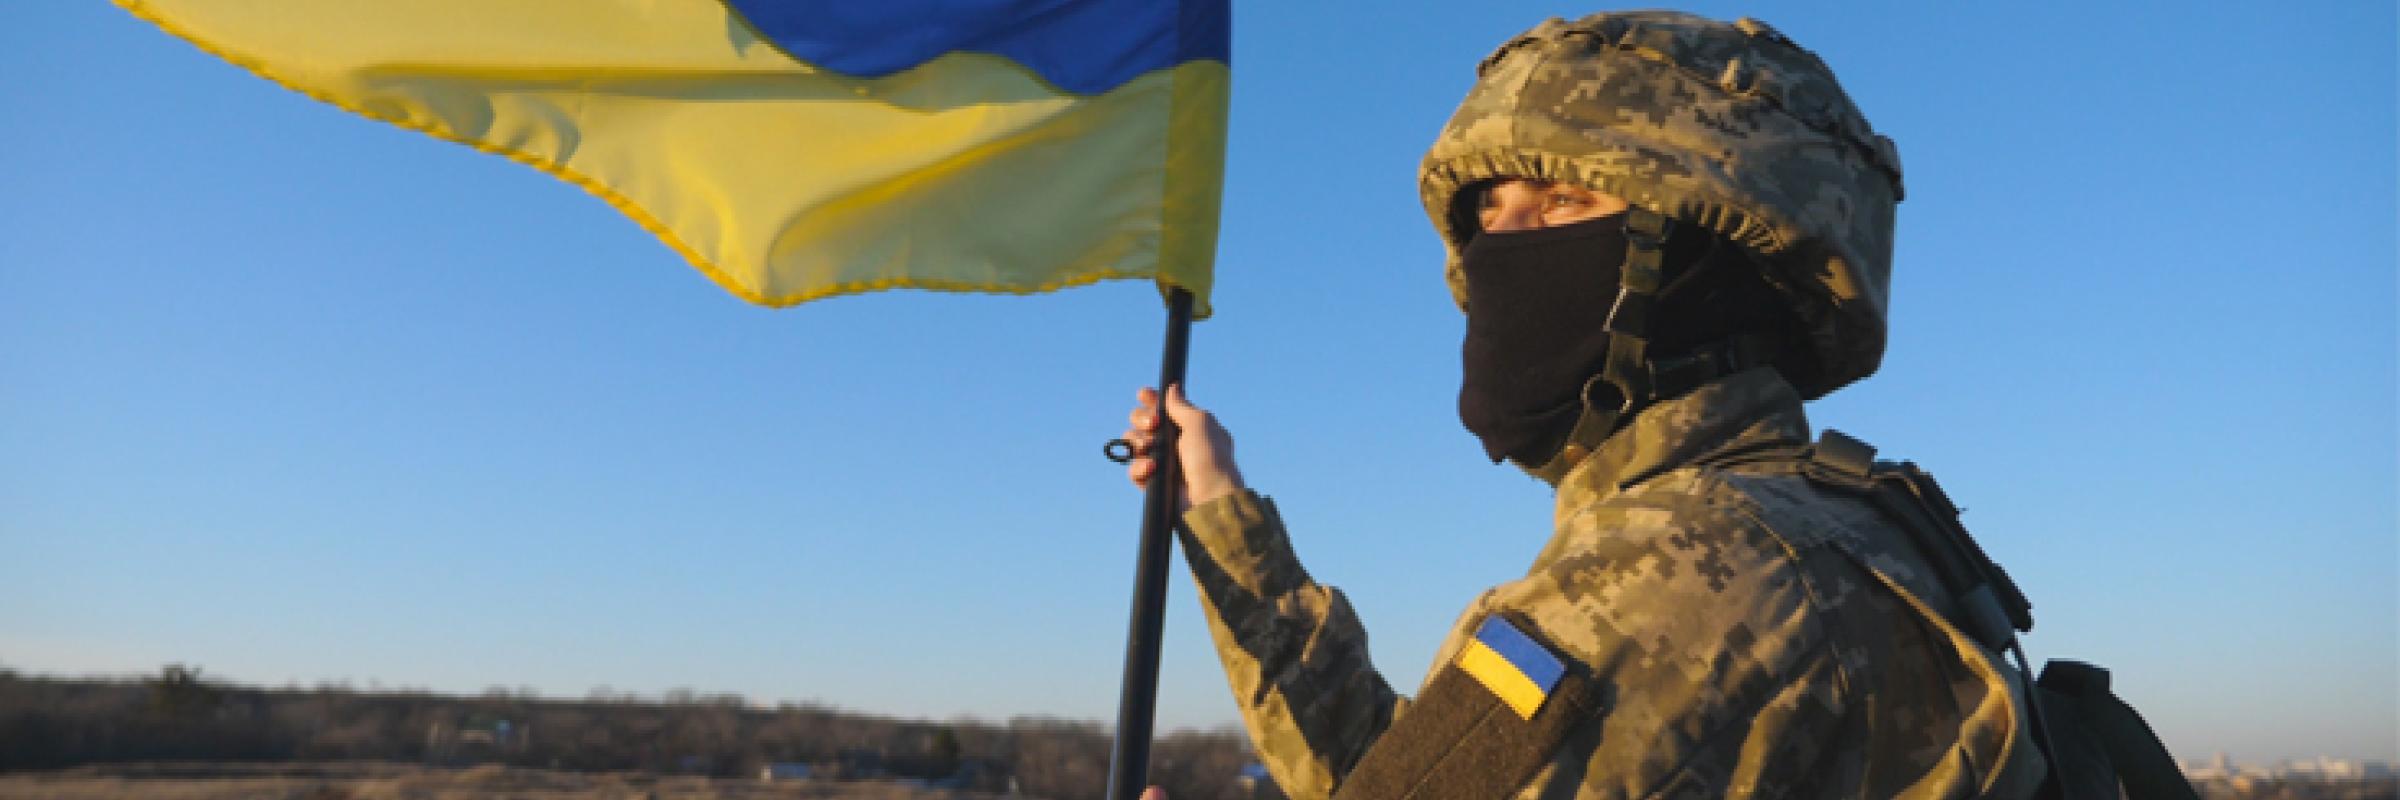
[3,1,2392,766]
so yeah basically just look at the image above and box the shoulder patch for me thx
[1456,616,1567,719]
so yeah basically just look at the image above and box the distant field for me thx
[0,762,1006,800]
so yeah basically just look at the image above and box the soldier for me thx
[1121,11,2057,800]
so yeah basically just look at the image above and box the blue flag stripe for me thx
[1475,617,1566,692]
[719,0,1230,95]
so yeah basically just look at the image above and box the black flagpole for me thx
[1105,286,1196,800]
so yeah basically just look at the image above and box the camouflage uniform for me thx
[1175,11,2048,798]
[1179,368,2046,799]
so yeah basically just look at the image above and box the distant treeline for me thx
[0,665,1266,800]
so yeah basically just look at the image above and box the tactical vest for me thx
[1330,430,2199,800]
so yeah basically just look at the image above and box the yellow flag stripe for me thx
[115,0,1225,315]
[1457,640,1548,720]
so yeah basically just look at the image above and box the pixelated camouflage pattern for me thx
[1177,368,2043,799]
[1177,494,1401,799]
[1419,11,1904,398]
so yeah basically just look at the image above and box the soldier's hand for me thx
[1141,789,1166,800]
[1123,384,1244,511]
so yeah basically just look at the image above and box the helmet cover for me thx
[1421,11,1904,397]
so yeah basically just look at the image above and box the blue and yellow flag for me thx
[1456,616,1566,720]
[117,0,1229,315]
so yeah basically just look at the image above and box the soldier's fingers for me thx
[1162,384,1207,426]
[1128,458,1153,486]
[1128,406,1158,432]
[1120,428,1151,454]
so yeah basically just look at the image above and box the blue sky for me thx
[3,1,2392,766]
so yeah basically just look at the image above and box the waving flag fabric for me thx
[116,0,1230,315]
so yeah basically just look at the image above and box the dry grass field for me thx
[0,762,1010,800]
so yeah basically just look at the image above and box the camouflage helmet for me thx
[1420,11,1904,398]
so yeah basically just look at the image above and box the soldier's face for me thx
[1474,179,1627,233]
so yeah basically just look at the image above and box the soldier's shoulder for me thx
[1554,463,1871,551]
[1688,459,1964,616]
[1518,468,1847,723]
[1699,464,1894,553]
[1539,469,1807,604]
[1554,469,1760,551]
[1541,464,1911,606]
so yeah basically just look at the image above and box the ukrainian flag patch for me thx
[1455,616,1566,720]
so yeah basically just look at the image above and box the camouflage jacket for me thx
[1177,368,2045,799]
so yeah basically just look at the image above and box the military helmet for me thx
[1420,11,1904,398]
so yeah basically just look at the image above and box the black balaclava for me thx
[1459,210,1802,467]
[1456,214,1629,465]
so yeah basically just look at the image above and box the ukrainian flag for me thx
[115,0,1230,315]
[1456,616,1566,720]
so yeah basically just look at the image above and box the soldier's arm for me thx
[1178,490,1402,800]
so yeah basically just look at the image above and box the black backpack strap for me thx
[1331,615,1597,800]
[2038,661,2203,800]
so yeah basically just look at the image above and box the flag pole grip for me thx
[1105,286,1195,800]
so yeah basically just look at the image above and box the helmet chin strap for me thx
[1511,208,1669,483]
[1594,207,1672,421]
